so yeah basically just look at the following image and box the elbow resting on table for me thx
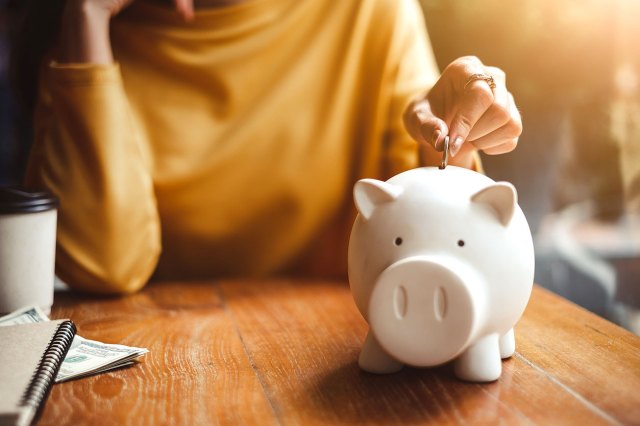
[56,243,161,296]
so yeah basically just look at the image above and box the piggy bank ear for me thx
[354,179,403,220]
[471,182,517,227]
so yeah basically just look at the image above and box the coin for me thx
[439,136,450,170]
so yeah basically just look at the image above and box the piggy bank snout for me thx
[368,257,480,367]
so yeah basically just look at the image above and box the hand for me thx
[59,0,195,64]
[403,56,522,163]
[64,0,195,21]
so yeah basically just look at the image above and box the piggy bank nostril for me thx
[393,285,408,319]
[434,286,447,321]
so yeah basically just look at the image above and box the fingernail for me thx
[450,136,464,157]
[432,130,442,151]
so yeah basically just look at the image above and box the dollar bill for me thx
[0,306,148,382]
[55,336,148,382]
[0,305,49,325]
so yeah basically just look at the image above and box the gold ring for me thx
[464,73,496,91]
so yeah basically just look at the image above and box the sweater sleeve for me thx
[25,62,161,295]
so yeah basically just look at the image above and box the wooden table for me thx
[40,280,640,425]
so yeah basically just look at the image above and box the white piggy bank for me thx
[348,166,534,382]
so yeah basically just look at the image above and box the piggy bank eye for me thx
[458,239,465,247]
[394,237,403,246]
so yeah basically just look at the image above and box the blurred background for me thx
[1,0,639,332]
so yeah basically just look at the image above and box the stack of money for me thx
[0,306,149,382]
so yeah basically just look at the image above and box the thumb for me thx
[403,99,449,152]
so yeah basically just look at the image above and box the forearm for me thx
[26,64,161,294]
[59,0,113,64]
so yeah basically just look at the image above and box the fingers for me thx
[446,57,496,155]
[466,67,511,142]
[440,57,521,156]
[403,98,449,152]
[173,0,194,21]
[470,93,522,154]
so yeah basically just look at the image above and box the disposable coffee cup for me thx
[0,187,58,315]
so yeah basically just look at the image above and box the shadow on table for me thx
[306,359,506,424]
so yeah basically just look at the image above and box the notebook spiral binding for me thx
[19,321,76,411]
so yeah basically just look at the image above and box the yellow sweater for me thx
[26,0,441,294]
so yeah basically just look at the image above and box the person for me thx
[19,0,522,294]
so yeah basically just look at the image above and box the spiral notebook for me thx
[0,319,76,426]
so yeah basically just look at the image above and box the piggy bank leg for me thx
[358,330,403,374]
[453,333,501,382]
[499,328,515,359]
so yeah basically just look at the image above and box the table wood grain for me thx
[40,281,640,425]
